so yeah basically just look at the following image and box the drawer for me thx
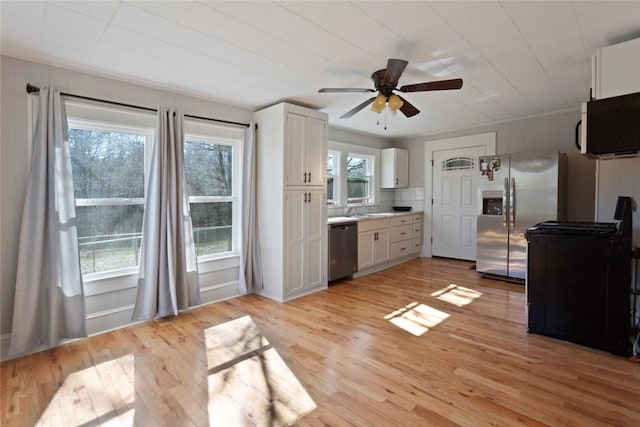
[413,214,422,223]
[391,240,412,259]
[390,224,412,243]
[413,224,422,237]
[357,217,390,232]
[413,238,423,252]
[390,215,412,227]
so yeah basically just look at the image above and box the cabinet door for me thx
[395,149,409,188]
[358,231,376,270]
[286,113,306,186]
[305,189,325,289]
[305,117,326,186]
[374,229,390,264]
[381,148,408,188]
[286,190,306,295]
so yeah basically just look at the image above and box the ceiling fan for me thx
[319,59,463,119]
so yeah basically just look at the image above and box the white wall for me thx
[0,55,257,360]
[395,110,596,223]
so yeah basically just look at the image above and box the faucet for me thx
[347,206,358,217]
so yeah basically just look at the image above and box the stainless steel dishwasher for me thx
[328,222,358,281]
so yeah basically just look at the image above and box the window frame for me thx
[346,152,374,205]
[326,149,339,205]
[183,127,242,261]
[67,109,155,281]
[326,141,380,208]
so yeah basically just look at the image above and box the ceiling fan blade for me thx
[398,96,420,117]
[382,59,408,86]
[399,78,463,93]
[340,97,376,118]
[319,88,375,93]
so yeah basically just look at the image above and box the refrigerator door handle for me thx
[502,177,508,227]
[510,177,516,228]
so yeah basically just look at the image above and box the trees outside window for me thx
[184,137,236,257]
[68,124,151,276]
[67,104,243,278]
[347,154,372,204]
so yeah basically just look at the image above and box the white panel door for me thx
[305,189,325,289]
[285,113,306,186]
[286,190,305,295]
[432,146,486,260]
[305,117,326,186]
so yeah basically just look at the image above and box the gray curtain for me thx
[9,87,87,356]
[240,123,263,293]
[132,107,200,320]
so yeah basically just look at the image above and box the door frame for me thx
[422,132,496,257]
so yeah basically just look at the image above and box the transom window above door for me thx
[442,156,475,171]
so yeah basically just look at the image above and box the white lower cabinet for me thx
[357,218,390,270]
[357,213,423,273]
[412,214,423,253]
[286,189,326,297]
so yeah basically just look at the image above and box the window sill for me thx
[83,254,240,297]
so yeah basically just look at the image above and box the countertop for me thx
[328,211,421,225]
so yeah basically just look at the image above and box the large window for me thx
[347,154,373,204]
[68,120,152,276]
[184,119,243,260]
[184,135,236,258]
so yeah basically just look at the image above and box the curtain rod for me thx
[26,83,250,128]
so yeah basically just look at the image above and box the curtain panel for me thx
[133,108,200,320]
[9,87,87,356]
[240,123,263,293]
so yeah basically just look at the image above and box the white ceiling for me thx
[2,1,640,139]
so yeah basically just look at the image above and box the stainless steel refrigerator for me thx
[476,150,567,281]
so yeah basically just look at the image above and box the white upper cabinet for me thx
[593,37,640,99]
[285,112,326,186]
[381,148,409,188]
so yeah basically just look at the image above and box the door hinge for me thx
[431,198,434,205]
[431,237,433,243]
[431,159,434,166]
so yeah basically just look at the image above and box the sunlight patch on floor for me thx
[36,354,135,426]
[431,284,482,307]
[205,315,316,426]
[384,302,450,336]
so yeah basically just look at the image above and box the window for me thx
[326,141,379,207]
[347,153,373,204]
[184,136,236,258]
[184,119,243,260]
[326,150,338,205]
[443,156,475,171]
[68,119,153,276]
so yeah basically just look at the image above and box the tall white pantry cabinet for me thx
[254,102,328,301]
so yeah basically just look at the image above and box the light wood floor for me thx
[2,257,640,426]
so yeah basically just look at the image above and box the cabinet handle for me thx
[308,192,311,203]
[396,178,398,186]
[304,192,308,203]
[400,232,407,235]
[308,172,311,182]
[303,172,307,183]
[374,232,378,241]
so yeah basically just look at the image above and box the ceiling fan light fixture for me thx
[371,93,387,113]
[388,93,404,111]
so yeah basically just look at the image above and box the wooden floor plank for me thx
[2,257,639,426]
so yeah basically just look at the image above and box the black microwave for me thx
[580,91,640,159]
